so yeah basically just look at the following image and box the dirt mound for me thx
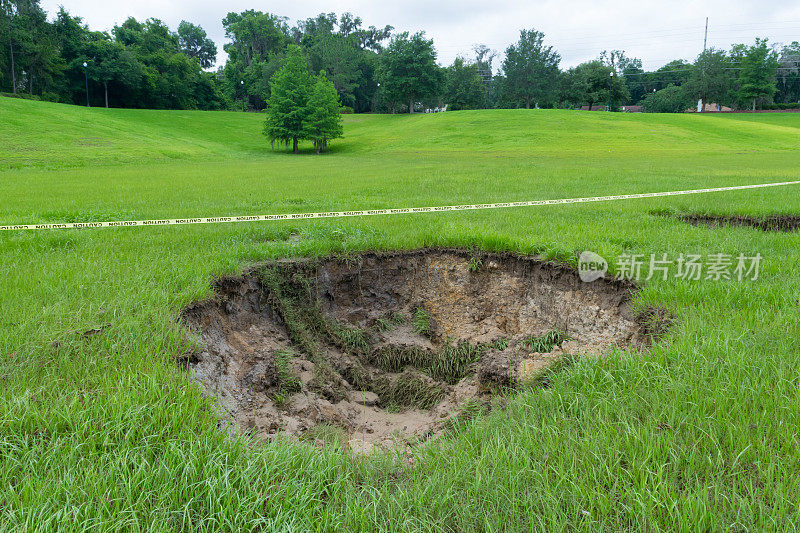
[182,249,660,452]
[679,213,800,232]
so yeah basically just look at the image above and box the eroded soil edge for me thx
[679,213,800,232]
[181,249,660,452]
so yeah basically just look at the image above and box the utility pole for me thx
[83,62,90,107]
[698,17,708,112]
[9,9,17,94]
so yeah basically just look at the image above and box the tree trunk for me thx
[104,82,109,108]
[9,41,16,94]
[315,141,320,155]
[587,100,594,111]
[752,98,756,111]
[409,97,414,114]
[29,73,33,95]
[292,137,299,154]
[525,97,530,109]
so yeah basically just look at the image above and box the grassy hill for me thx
[1,98,800,530]
[4,98,800,170]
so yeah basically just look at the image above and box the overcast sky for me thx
[41,0,800,71]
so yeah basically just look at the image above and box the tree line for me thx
[2,0,799,112]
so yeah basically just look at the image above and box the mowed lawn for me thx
[1,97,799,530]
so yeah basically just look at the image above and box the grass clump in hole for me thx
[260,265,363,402]
[468,255,483,272]
[412,307,431,336]
[431,342,482,384]
[309,359,349,402]
[260,265,368,356]
[375,317,394,332]
[519,330,567,353]
[374,312,408,332]
[488,337,509,351]
[273,349,301,407]
[391,311,407,325]
[373,370,445,410]
[302,423,348,448]
[368,341,481,385]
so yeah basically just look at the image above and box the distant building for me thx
[688,103,733,112]
[579,105,642,112]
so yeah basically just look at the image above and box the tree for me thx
[296,14,362,109]
[87,39,141,107]
[600,50,643,104]
[684,48,732,111]
[303,71,343,153]
[378,31,442,113]
[736,38,779,110]
[177,21,216,69]
[444,57,484,110]
[264,45,311,153]
[1,0,19,93]
[648,60,693,92]
[222,10,291,109]
[776,42,800,104]
[642,85,693,113]
[293,12,391,113]
[3,0,65,96]
[501,29,560,109]
[562,60,629,110]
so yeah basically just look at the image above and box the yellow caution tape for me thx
[2,180,798,231]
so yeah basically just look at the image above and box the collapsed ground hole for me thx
[676,213,800,232]
[182,249,664,452]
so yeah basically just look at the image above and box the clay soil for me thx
[181,249,661,452]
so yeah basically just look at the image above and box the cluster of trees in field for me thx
[2,0,799,112]
[263,45,343,154]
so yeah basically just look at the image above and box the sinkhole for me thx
[181,249,665,452]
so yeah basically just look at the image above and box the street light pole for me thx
[608,71,614,112]
[83,62,90,107]
[241,80,245,112]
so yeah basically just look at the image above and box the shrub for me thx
[642,85,694,113]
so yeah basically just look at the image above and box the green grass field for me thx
[1,97,800,531]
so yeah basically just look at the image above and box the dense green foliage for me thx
[502,29,561,109]
[378,31,442,113]
[642,85,695,113]
[0,0,226,109]
[220,11,390,113]
[303,71,344,153]
[737,38,780,110]
[0,1,797,113]
[263,46,342,154]
[562,60,629,110]
[177,21,217,69]
[2,98,800,529]
[263,45,311,153]
[443,57,485,110]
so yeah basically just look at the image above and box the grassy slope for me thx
[1,98,799,530]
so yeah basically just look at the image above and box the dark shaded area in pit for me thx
[678,213,800,232]
[181,249,665,452]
